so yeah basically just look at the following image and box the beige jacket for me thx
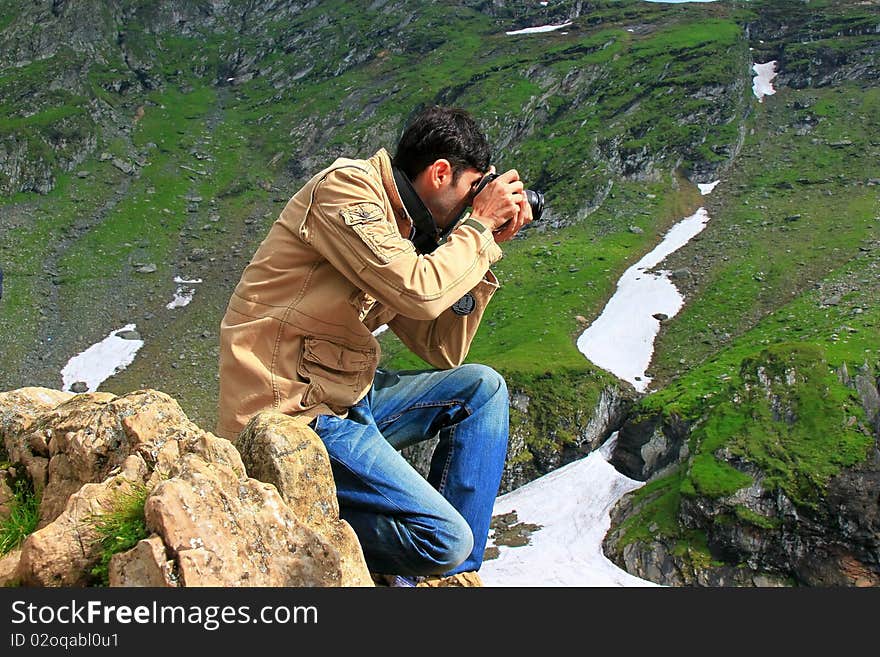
[216,148,503,440]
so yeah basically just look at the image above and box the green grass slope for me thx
[0,1,877,536]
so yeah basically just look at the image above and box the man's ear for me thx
[428,159,453,189]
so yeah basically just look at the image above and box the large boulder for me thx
[235,412,373,587]
[0,387,373,587]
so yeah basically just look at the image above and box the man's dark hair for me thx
[393,106,491,182]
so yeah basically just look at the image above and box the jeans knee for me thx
[413,513,473,574]
[458,363,508,399]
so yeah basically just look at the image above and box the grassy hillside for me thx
[0,0,877,499]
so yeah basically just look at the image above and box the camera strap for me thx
[392,167,441,254]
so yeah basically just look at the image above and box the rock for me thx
[76,171,90,178]
[188,248,207,261]
[17,461,149,586]
[109,535,176,587]
[111,158,135,175]
[135,263,157,274]
[611,413,691,481]
[652,313,669,321]
[1,387,374,587]
[669,268,692,281]
[0,387,74,492]
[31,391,174,525]
[0,477,13,516]
[629,225,644,234]
[70,381,89,393]
[144,454,348,586]
[115,329,141,340]
[0,549,21,586]
[235,412,372,586]
[510,392,531,414]
[854,370,880,431]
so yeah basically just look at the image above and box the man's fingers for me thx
[519,195,534,225]
[497,168,520,183]
[493,211,523,243]
[492,194,534,243]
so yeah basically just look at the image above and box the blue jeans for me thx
[309,363,509,576]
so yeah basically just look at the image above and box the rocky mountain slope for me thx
[1,0,878,585]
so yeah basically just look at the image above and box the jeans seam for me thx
[436,425,456,494]
[435,402,472,495]
[376,399,466,430]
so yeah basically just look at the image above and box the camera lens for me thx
[525,189,544,221]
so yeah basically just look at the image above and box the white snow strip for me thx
[60,324,144,393]
[698,180,720,195]
[480,434,657,587]
[166,287,195,309]
[752,61,777,102]
[174,275,203,284]
[506,21,572,35]
[576,207,711,392]
[372,324,388,337]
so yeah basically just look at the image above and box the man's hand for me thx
[470,168,533,243]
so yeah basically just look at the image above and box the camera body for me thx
[474,172,545,222]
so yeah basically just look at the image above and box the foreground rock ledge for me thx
[0,387,373,587]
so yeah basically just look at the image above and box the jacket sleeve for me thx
[305,165,503,321]
[388,271,500,369]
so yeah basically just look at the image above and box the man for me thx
[217,106,532,585]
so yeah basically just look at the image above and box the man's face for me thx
[435,168,486,230]
[414,161,486,231]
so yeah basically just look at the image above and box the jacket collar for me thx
[372,148,411,233]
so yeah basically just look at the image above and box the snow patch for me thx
[698,180,720,195]
[576,208,712,392]
[752,61,777,102]
[506,22,572,35]
[480,434,657,586]
[167,288,195,309]
[167,275,203,309]
[60,324,144,393]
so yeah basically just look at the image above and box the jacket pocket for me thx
[297,336,376,408]
[341,202,414,264]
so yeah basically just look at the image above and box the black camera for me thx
[473,172,545,222]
